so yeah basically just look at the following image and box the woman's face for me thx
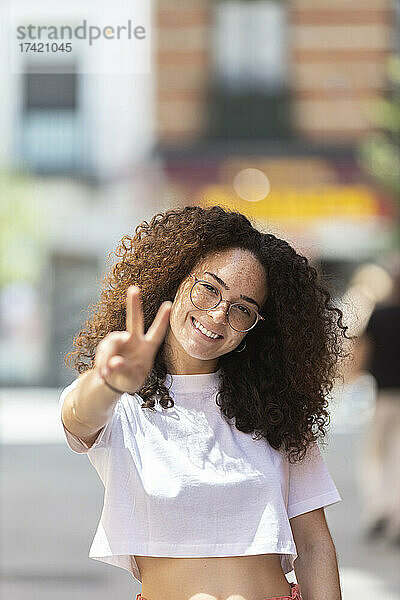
[163,247,268,374]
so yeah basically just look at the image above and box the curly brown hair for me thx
[65,205,352,463]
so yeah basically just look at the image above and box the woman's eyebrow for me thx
[204,271,260,310]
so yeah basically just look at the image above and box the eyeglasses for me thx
[188,273,265,332]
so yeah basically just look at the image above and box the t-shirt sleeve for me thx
[59,377,119,455]
[287,441,342,520]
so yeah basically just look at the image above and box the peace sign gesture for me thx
[95,286,172,395]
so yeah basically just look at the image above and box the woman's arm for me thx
[290,508,342,600]
[61,369,120,442]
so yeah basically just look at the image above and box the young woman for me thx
[60,205,349,600]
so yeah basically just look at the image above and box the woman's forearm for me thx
[61,368,120,436]
[294,538,342,600]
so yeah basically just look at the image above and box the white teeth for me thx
[193,318,221,339]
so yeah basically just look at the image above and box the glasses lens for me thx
[191,281,220,310]
[191,280,257,332]
[228,304,257,331]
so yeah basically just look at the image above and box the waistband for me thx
[136,582,302,600]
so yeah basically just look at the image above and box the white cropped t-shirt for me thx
[59,368,342,584]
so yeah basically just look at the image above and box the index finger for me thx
[126,285,144,337]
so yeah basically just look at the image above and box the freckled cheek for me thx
[224,333,244,350]
[170,308,183,332]
[169,296,191,329]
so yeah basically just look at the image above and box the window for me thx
[208,0,290,140]
[18,62,86,174]
[24,65,77,111]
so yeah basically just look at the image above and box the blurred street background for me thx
[1,0,400,598]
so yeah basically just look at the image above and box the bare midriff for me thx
[134,553,292,600]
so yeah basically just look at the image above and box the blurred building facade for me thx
[153,0,398,287]
[0,0,158,385]
[155,1,395,143]
[1,0,399,386]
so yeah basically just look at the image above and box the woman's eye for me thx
[238,305,251,315]
[202,283,218,294]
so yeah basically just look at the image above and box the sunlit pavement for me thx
[1,385,399,600]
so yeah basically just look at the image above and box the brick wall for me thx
[155,0,395,144]
[155,0,211,142]
[290,0,394,141]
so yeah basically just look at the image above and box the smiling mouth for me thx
[191,316,224,340]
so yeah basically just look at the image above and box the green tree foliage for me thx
[359,55,400,200]
[0,170,47,286]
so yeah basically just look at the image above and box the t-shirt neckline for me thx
[165,368,222,393]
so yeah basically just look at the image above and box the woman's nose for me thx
[207,301,229,324]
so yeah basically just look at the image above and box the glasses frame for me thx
[188,273,265,333]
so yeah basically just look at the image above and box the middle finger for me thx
[126,285,144,337]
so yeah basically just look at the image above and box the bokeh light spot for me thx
[233,168,271,202]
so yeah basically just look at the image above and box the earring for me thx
[235,340,246,353]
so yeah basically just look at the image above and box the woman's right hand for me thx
[94,285,172,394]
